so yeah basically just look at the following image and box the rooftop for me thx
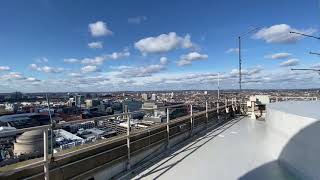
[131,117,297,180]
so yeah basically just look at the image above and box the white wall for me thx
[266,103,320,180]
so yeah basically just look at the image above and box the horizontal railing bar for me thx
[0,124,50,136]
[0,103,237,176]
[54,134,128,160]
[0,159,45,176]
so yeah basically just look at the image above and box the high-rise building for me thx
[85,99,100,108]
[151,94,156,101]
[141,93,148,101]
[74,95,84,108]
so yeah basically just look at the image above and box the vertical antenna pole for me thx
[238,36,242,91]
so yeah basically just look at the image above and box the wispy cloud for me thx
[264,52,292,59]
[0,66,10,71]
[280,59,299,67]
[88,41,103,49]
[128,16,147,24]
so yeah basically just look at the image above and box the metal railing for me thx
[273,96,318,102]
[0,100,241,179]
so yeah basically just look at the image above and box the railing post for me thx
[205,101,208,128]
[43,128,49,180]
[190,104,193,135]
[235,97,238,112]
[166,107,170,149]
[126,106,131,170]
[217,100,220,121]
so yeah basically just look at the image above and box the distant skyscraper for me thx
[151,94,156,101]
[75,95,84,108]
[141,93,148,101]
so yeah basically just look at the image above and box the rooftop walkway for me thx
[131,117,298,180]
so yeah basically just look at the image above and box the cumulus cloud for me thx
[68,73,82,77]
[81,65,99,73]
[64,58,79,63]
[128,16,147,24]
[81,56,105,66]
[88,41,103,49]
[134,32,194,54]
[280,59,299,67]
[264,52,292,59]
[107,50,130,60]
[0,66,10,71]
[111,57,168,78]
[29,64,65,73]
[160,57,168,65]
[80,49,130,66]
[226,48,239,53]
[253,24,317,44]
[89,21,113,37]
[177,52,208,66]
[311,63,320,68]
[230,66,263,77]
[1,72,25,80]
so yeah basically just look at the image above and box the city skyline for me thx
[0,0,320,92]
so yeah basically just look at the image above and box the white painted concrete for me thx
[266,101,320,180]
[132,117,296,180]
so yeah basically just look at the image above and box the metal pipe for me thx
[218,72,220,100]
[205,101,208,123]
[190,104,193,135]
[238,36,242,91]
[43,128,49,180]
[125,105,130,170]
[166,108,170,149]
[45,93,54,157]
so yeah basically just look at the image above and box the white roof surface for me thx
[132,117,298,180]
[267,101,320,120]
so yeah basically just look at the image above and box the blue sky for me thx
[0,0,319,92]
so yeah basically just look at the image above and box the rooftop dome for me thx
[14,129,54,156]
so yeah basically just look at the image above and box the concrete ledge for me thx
[266,101,320,180]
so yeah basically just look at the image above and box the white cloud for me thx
[81,65,99,73]
[0,66,10,71]
[68,73,82,77]
[81,56,105,66]
[280,59,299,67]
[177,52,208,66]
[111,57,168,77]
[88,41,103,49]
[253,24,317,44]
[29,64,65,73]
[134,32,194,54]
[226,48,239,53]
[1,72,25,80]
[89,21,113,37]
[81,49,130,66]
[26,77,40,82]
[230,66,263,77]
[311,63,320,68]
[160,57,168,65]
[128,16,147,24]
[264,52,292,59]
[64,58,79,63]
[107,50,130,60]
[35,57,49,63]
